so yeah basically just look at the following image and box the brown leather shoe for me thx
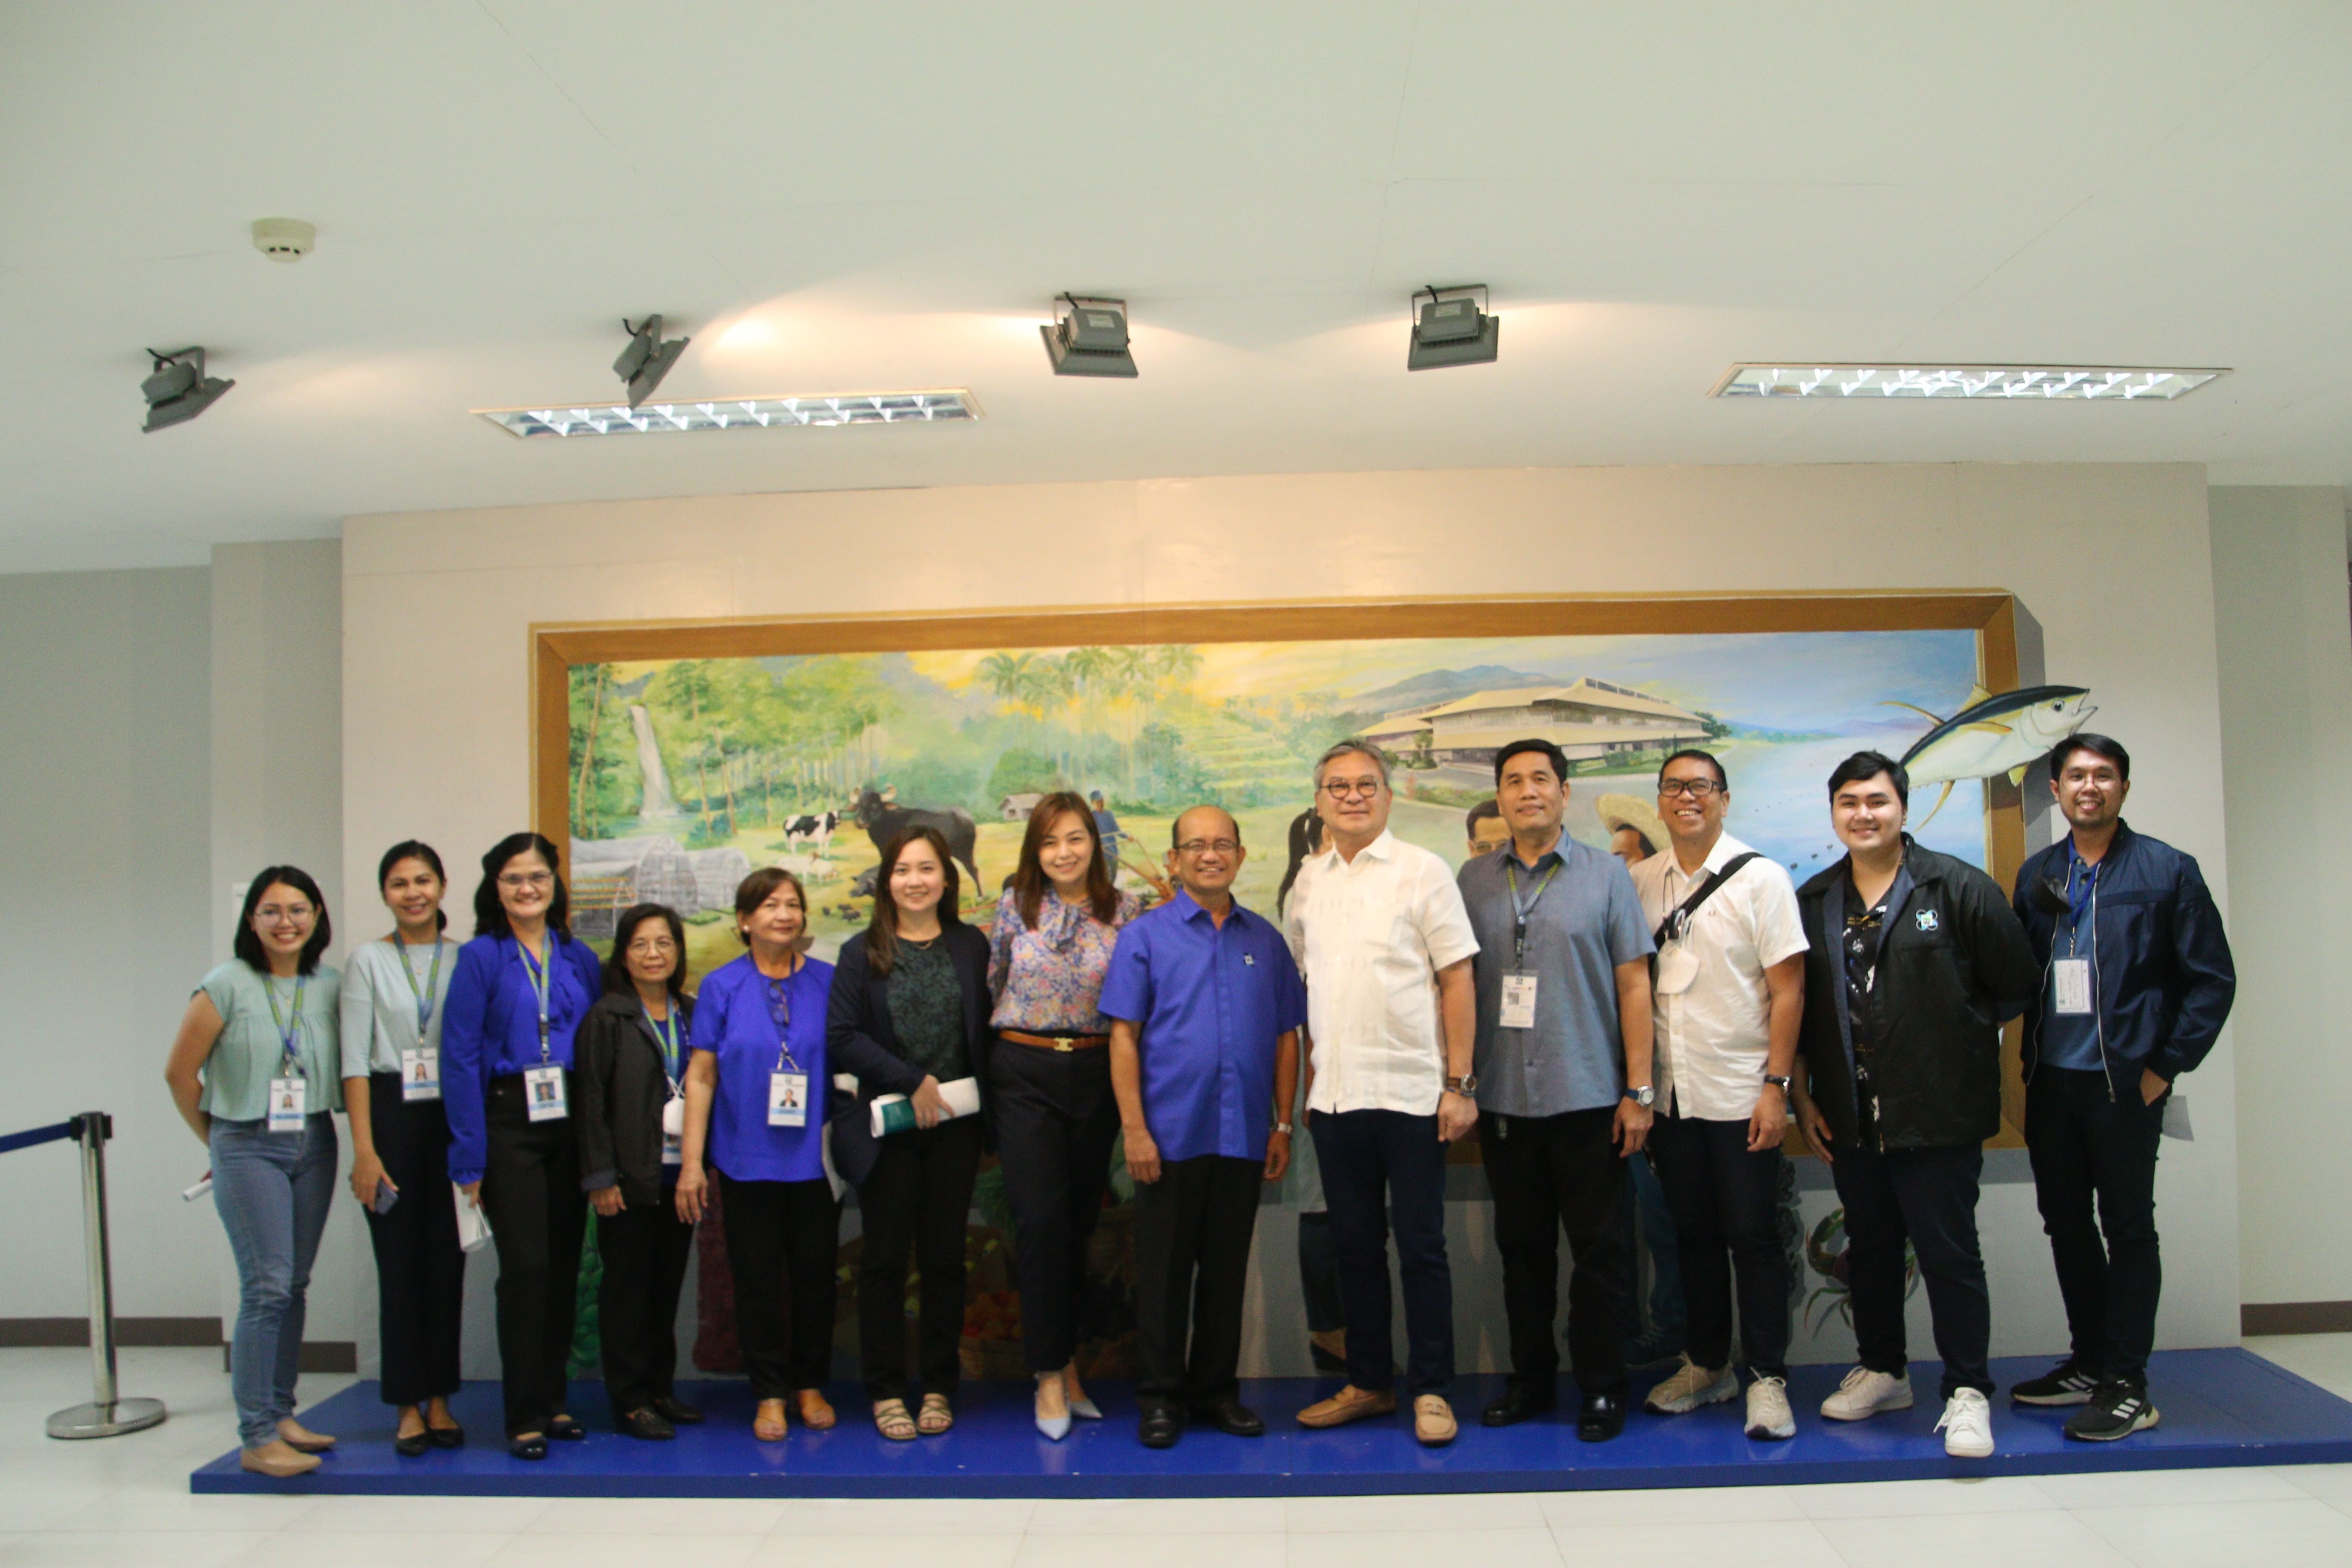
[1414,1394,1458,1446]
[1296,1384,1398,1428]
[276,1417,337,1452]
[239,1440,322,1478]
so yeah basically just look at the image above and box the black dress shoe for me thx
[395,1430,429,1457]
[427,1422,466,1449]
[546,1415,587,1442]
[650,1396,704,1426]
[508,1434,549,1461]
[1189,1398,1266,1437]
[617,1407,676,1441]
[1481,1383,1557,1428]
[1138,1407,1185,1449]
[1578,1390,1628,1443]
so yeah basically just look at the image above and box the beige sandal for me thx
[873,1398,916,1442]
[917,1392,954,1435]
[796,1388,837,1431]
[753,1398,788,1442]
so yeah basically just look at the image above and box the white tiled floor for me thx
[3,1340,2351,1565]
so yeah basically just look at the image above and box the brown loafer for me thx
[1414,1394,1458,1446]
[239,1441,322,1478]
[1296,1384,1398,1428]
[276,1417,337,1452]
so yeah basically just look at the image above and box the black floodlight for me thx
[1042,294,1137,377]
[615,314,691,407]
[141,347,235,432]
[1406,285,1499,371]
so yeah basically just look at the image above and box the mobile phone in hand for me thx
[372,1179,399,1215]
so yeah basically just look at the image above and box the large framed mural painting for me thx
[532,593,2060,1375]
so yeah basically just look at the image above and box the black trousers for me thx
[2026,1066,2166,1385]
[717,1171,842,1397]
[1479,1105,1628,1395]
[1647,1110,1788,1377]
[479,1075,589,1437]
[1134,1155,1262,1413]
[595,1187,695,1414]
[361,1073,465,1407]
[1296,1211,1345,1334]
[989,1040,1119,1372]
[1832,1135,1991,1398]
[1311,1108,1452,1396]
[857,1115,983,1403]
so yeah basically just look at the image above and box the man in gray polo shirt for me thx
[1457,738,1656,1441]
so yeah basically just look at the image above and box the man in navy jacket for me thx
[2009,734,2235,1442]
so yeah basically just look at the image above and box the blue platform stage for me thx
[191,1349,2352,1498]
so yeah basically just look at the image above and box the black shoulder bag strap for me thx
[1649,852,1764,979]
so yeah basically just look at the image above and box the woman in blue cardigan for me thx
[440,831,604,1460]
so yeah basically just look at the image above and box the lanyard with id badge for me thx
[649,1005,686,1164]
[263,974,309,1132]
[2053,859,2098,1017]
[395,937,446,1101]
[1501,858,1560,1029]
[521,941,568,1121]
[765,974,810,1129]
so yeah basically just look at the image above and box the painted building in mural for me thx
[1361,678,1711,770]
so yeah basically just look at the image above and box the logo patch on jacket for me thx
[1915,909,1940,932]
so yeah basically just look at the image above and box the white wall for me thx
[0,567,214,1321]
[2211,486,2352,1310]
[343,460,2243,1369]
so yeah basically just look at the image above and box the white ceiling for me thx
[4,1,2348,571]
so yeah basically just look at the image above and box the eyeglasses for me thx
[497,871,555,890]
[254,903,314,924]
[1658,779,1724,799]
[1176,839,1241,856]
[1320,779,1384,799]
[626,935,677,954]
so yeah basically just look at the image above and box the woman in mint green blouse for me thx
[164,866,344,1479]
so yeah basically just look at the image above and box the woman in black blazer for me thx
[827,826,994,1441]
[574,903,701,1442]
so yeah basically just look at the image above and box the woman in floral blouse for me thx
[987,790,1142,1440]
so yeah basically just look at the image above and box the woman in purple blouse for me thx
[986,790,1142,1439]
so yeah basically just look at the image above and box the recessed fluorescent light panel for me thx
[475,390,980,439]
[1712,364,2226,400]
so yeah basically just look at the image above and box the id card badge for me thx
[1500,972,1539,1029]
[768,1071,810,1128]
[661,1092,685,1165]
[267,1076,307,1132]
[523,1065,568,1122]
[2053,957,2093,1015]
[400,1046,441,1101]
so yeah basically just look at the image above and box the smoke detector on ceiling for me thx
[251,218,315,262]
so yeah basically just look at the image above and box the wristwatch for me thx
[1445,1073,1478,1096]
[1621,1084,1656,1109]
[1762,1074,1793,1095]
[1273,1121,1293,1136]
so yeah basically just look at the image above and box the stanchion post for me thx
[46,1111,167,1439]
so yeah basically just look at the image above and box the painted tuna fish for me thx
[1889,684,2097,824]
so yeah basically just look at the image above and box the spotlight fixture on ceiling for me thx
[1406,285,1499,371]
[615,315,691,407]
[140,347,234,433]
[1041,295,1136,377]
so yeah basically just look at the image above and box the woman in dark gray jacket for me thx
[574,903,700,1441]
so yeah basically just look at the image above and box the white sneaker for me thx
[1644,1356,1739,1415]
[1936,1388,1995,1458]
[1819,1365,1914,1421]
[1744,1375,1795,1440]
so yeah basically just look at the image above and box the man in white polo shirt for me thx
[1284,740,1480,1447]
[1632,748,1809,1441]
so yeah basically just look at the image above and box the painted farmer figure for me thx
[1791,751,2037,1459]
[1457,738,1657,1442]
[2009,734,2234,1441]
[1631,749,1808,1441]
[1103,806,1305,1449]
[1284,742,1480,1448]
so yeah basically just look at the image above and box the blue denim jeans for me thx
[210,1113,338,1447]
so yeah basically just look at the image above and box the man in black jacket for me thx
[1791,751,2037,1459]
[2008,734,2235,1442]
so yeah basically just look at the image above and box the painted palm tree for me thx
[1063,646,1115,783]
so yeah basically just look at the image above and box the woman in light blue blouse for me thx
[338,841,466,1455]
[439,831,605,1461]
[677,867,839,1442]
[164,866,343,1478]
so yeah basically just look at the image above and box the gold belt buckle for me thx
[1052,1036,1075,1053]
